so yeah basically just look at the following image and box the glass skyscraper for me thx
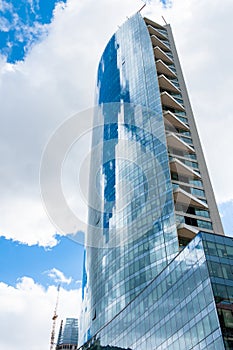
[79,13,232,349]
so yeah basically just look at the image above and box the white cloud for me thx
[0,0,232,248]
[46,268,72,285]
[0,0,14,13]
[0,0,142,247]
[0,196,58,247]
[0,16,11,32]
[0,277,81,350]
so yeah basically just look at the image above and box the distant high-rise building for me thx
[56,318,78,350]
[79,12,232,350]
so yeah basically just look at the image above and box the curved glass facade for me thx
[80,13,178,344]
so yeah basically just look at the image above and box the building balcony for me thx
[167,133,195,154]
[154,46,173,65]
[170,158,201,180]
[144,17,166,30]
[151,35,171,52]
[161,91,185,111]
[173,187,208,209]
[156,60,177,78]
[163,110,189,131]
[177,222,198,240]
[158,74,180,94]
[147,25,168,41]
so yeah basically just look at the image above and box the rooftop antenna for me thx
[138,1,147,13]
[162,16,168,25]
[50,284,61,350]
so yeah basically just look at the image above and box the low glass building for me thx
[79,232,233,350]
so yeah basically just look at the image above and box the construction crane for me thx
[50,284,60,350]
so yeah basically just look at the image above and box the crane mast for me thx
[50,284,60,350]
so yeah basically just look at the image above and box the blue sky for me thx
[0,0,67,63]
[0,235,83,289]
[0,0,233,349]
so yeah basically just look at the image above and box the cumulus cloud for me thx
[46,268,72,285]
[0,277,81,350]
[0,0,232,248]
[0,0,142,247]
[0,196,58,247]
